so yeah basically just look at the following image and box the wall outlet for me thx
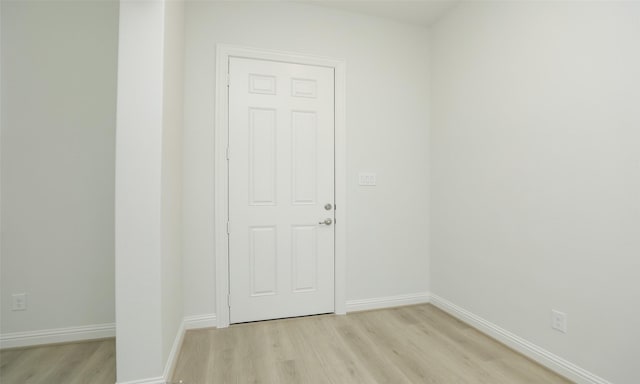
[358,172,377,186]
[551,309,567,333]
[12,293,27,311]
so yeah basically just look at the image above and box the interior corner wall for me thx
[182,2,431,318]
[429,2,640,383]
[0,0,117,336]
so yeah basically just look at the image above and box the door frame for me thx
[214,44,347,328]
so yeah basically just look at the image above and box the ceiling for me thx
[304,0,460,27]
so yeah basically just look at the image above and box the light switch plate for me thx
[359,172,377,186]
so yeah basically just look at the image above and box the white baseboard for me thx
[429,294,612,384]
[162,320,185,381]
[118,313,217,384]
[183,313,217,330]
[116,377,165,384]
[346,292,431,312]
[0,322,115,349]
[160,314,216,382]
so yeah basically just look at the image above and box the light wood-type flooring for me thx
[171,304,572,384]
[0,338,115,384]
[0,305,572,384]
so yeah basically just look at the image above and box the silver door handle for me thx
[319,218,333,225]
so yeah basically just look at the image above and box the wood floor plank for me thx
[27,343,91,383]
[302,316,378,384]
[1,344,50,383]
[0,339,115,384]
[335,316,414,383]
[0,348,25,373]
[67,339,116,384]
[1,305,573,384]
[172,328,212,383]
[171,304,572,384]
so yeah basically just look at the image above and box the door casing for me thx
[214,44,347,328]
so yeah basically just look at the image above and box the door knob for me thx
[319,218,333,225]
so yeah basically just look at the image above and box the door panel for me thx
[248,108,277,205]
[249,226,277,296]
[292,111,318,204]
[291,225,318,292]
[228,57,335,323]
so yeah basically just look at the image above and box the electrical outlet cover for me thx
[551,309,567,333]
[12,293,27,311]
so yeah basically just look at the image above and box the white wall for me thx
[430,2,640,383]
[115,0,184,382]
[161,0,185,371]
[182,2,431,318]
[1,0,117,335]
[115,1,164,379]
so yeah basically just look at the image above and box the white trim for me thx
[118,312,215,384]
[333,52,347,316]
[430,294,612,384]
[183,313,217,330]
[214,44,231,329]
[214,44,347,327]
[162,320,185,381]
[346,292,431,313]
[0,323,115,349]
[116,377,165,384]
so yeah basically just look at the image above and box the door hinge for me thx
[227,293,232,308]
[226,147,230,160]
[226,73,230,87]
[227,221,231,234]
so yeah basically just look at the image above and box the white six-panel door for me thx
[228,57,335,323]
